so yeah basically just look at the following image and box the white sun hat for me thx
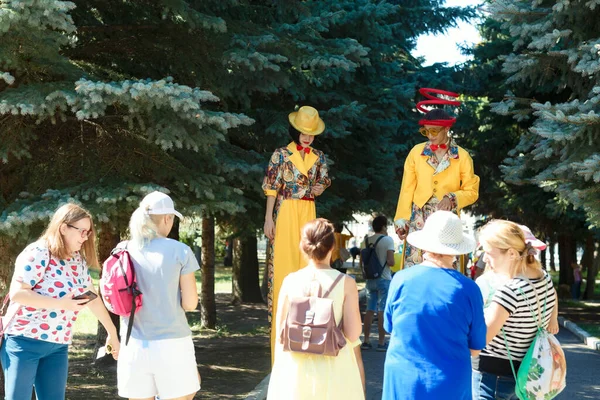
[407,210,476,256]
[140,191,183,219]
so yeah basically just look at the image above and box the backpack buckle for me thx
[305,310,315,324]
[302,326,312,350]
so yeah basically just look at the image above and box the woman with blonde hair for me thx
[116,191,200,400]
[1,203,119,399]
[267,218,365,400]
[472,220,559,399]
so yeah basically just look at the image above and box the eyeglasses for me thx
[67,224,93,238]
[419,126,446,137]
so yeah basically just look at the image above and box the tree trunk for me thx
[260,243,271,302]
[232,234,264,305]
[557,234,576,286]
[540,245,547,270]
[580,235,594,273]
[549,240,556,272]
[0,238,15,400]
[583,240,598,300]
[167,217,180,241]
[93,223,121,367]
[0,236,20,293]
[200,216,216,329]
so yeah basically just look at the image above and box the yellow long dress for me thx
[262,143,331,362]
[267,268,364,400]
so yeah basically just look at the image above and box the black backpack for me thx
[360,235,387,279]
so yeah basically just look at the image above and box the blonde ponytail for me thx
[129,207,160,249]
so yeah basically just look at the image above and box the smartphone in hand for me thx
[72,290,98,305]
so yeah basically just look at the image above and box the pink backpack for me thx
[100,244,142,344]
[280,273,347,357]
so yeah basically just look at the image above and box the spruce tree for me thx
[0,1,252,284]
[458,1,600,286]
[487,0,600,227]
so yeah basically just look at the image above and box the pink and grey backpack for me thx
[100,243,142,344]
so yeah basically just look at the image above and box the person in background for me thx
[383,211,485,400]
[331,223,354,273]
[349,245,361,268]
[572,263,582,300]
[471,247,486,281]
[116,192,200,400]
[267,219,365,399]
[360,216,394,352]
[1,204,119,400]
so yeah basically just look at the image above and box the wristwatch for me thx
[106,344,113,353]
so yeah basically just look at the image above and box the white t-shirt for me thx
[362,233,394,280]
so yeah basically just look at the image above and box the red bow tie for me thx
[297,144,311,154]
[430,143,448,151]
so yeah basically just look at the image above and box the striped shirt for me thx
[475,271,555,375]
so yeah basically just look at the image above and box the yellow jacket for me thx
[394,142,479,222]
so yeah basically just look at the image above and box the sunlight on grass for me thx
[74,261,266,336]
[73,308,99,336]
[578,323,600,338]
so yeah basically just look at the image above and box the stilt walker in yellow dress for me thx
[394,88,480,273]
[262,106,331,362]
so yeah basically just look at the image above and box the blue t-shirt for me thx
[123,238,200,340]
[383,264,486,400]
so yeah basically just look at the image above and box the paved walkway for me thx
[360,326,600,399]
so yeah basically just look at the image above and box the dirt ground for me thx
[66,293,270,400]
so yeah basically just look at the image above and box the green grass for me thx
[73,261,263,336]
[578,323,600,338]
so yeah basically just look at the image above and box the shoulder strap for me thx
[516,276,547,331]
[373,235,386,248]
[322,273,344,298]
[373,235,388,268]
[502,328,519,382]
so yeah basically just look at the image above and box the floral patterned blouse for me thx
[6,241,94,344]
[262,142,331,203]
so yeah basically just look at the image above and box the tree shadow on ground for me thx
[65,293,270,400]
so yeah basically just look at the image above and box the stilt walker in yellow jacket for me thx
[394,88,479,273]
[262,106,331,363]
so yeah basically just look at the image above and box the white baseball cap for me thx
[140,191,183,219]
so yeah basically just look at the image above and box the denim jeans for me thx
[472,370,518,400]
[1,335,69,400]
[365,278,390,312]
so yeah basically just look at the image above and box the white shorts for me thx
[117,335,200,399]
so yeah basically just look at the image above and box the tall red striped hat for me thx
[417,88,461,127]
